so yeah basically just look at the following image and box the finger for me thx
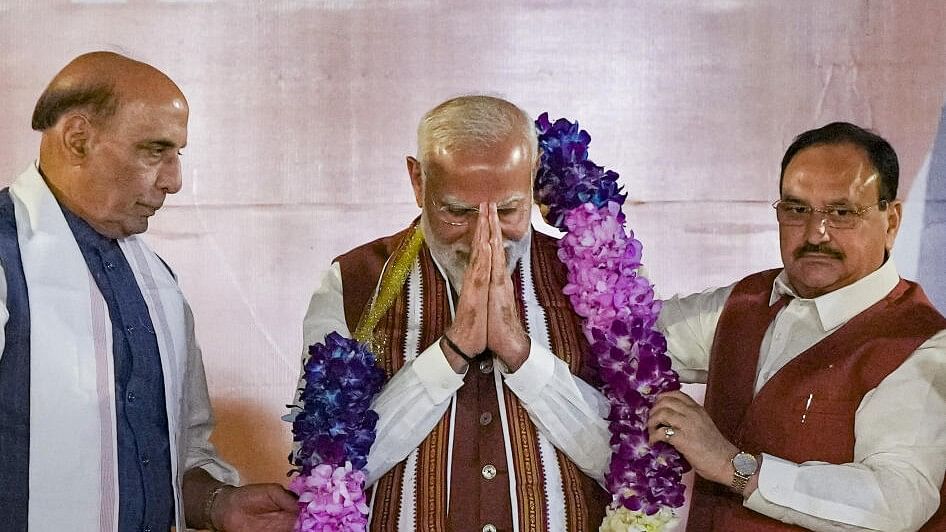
[648,423,682,446]
[473,203,492,280]
[650,392,699,416]
[488,203,507,284]
[657,390,698,406]
[466,203,487,269]
[270,486,299,512]
[646,403,687,433]
[462,203,491,289]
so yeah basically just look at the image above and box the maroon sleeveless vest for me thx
[687,269,946,531]
[336,227,609,531]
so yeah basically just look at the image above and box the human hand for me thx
[442,203,491,371]
[485,203,530,371]
[646,390,738,486]
[211,483,298,532]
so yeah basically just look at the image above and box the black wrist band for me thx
[442,334,478,363]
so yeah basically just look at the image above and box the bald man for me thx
[0,52,295,532]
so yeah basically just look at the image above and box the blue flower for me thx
[534,114,627,230]
[290,332,385,475]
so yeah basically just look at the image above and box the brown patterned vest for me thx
[336,227,610,531]
[687,269,946,531]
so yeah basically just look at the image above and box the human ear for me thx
[884,200,903,251]
[60,114,92,164]
[407,156,424,209]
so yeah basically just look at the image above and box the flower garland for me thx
[289,228,422,531]
[535,113,691,530]
[289,332,385,531]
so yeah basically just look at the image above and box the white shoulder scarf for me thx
[9,162,191,531]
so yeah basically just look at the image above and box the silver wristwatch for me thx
[730,451,758,495]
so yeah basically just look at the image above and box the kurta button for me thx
[141,455,150,466]
[479,412,492,426]
[126,391,136,402]
[479,359,493,374]
[482,525,497,532]
[126,325,135,333]
[105,262,115,270]
[481,464,497,480]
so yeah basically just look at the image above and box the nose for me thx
[803,212,830,244]
[158,154,183,194]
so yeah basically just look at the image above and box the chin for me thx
[789,271,842,297]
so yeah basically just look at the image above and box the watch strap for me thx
[731,471,750,494]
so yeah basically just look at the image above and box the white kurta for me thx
[296,238,613,531]
[0,163,237,531]
[658,260,946,531]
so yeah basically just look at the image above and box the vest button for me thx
[482,525,497,532]
[481,464,497,480]
[479,412,493,426]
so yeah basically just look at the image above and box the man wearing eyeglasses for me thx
[650,122,946,531]
[298,95,611,530]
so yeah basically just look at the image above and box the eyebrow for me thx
[440,194,525,210]
[781,195,855,206]
[137,140,180,150]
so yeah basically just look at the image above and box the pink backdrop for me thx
[2,0,945,522]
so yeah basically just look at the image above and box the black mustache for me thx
[794,243,844,260]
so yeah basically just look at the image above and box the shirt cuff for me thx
[412,338,466,404]
[501,337,555,404]
[754,453,797,506]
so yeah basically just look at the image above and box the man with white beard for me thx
[298,95,612,531]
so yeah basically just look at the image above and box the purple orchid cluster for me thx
[289,332,385,531]
[535,113,626,231]
[537,116,690,518]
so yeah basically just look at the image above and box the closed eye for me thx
[782,203,810,215]
[444,206,476,217]
[828,206,856,217]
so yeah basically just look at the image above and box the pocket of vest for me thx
[789,396,857,418]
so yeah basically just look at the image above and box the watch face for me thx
[732,452,758,476]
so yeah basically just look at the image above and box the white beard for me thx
[421,211,531,293]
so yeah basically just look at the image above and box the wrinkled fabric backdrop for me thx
[2,0,945,525]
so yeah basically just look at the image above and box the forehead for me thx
[781,143,879,202]
[102,95,189,144]
[425,138,533,205]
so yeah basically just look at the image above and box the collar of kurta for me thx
[770,259,900,331]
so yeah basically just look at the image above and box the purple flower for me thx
[538,113,690,519]
[290,462,370,532]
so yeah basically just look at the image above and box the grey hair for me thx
[416,95,538,174]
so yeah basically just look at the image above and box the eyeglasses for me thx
[431,199,530,227]
[772,199,887,229]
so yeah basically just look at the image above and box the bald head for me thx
[32,51,183,131]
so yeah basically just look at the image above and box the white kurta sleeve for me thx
[502,340,612,483]
[656,283,735,384]
[181,300,240,485]
[297,263,464,486]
